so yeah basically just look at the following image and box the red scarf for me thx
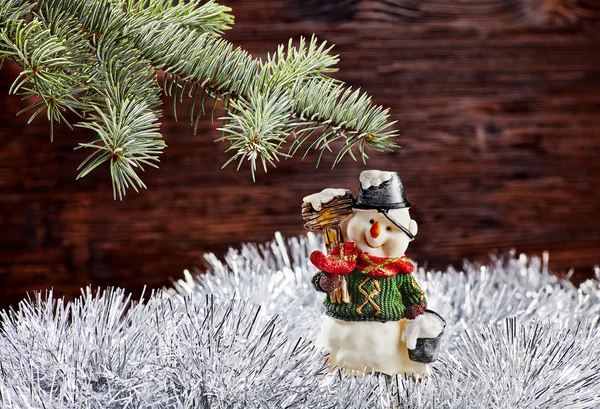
[310,242,414,278]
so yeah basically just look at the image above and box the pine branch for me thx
[0,0,401,198]
[0,14,90,139]
[132,21,397,177]
[123,0,234,35]
[217,89,301,179]
[0,3,165,199]
[75,29,164,200]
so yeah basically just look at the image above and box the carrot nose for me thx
[370,221,380,238]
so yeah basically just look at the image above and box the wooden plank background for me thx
[1,0,600,310]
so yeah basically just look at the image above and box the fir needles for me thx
[0,0,401,196]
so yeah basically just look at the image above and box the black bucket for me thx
[407,310,446,364]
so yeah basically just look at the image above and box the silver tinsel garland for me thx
[1,232,599,408]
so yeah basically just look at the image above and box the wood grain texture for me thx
[1,0,600,309]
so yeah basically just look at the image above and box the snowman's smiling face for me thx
[345,208,417,257]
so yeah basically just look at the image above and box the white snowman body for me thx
[306,171,441,376]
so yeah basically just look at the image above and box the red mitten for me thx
[319,274,342,292]
[309,242,358,274]
[402,302,426,320]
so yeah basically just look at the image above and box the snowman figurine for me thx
[304,170,445,376]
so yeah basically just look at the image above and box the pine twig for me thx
[0,0,401,198]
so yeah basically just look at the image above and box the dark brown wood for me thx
[1,0,600,310]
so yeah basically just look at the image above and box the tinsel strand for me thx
[1,233,599,408]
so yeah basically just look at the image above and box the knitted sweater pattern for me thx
[310,243,427,322]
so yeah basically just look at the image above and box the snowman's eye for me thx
[386,226,392,232]
[369,219,374,224]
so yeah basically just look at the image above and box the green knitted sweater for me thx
[312,269,427,322]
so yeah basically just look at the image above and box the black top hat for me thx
[353,171,415,240]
